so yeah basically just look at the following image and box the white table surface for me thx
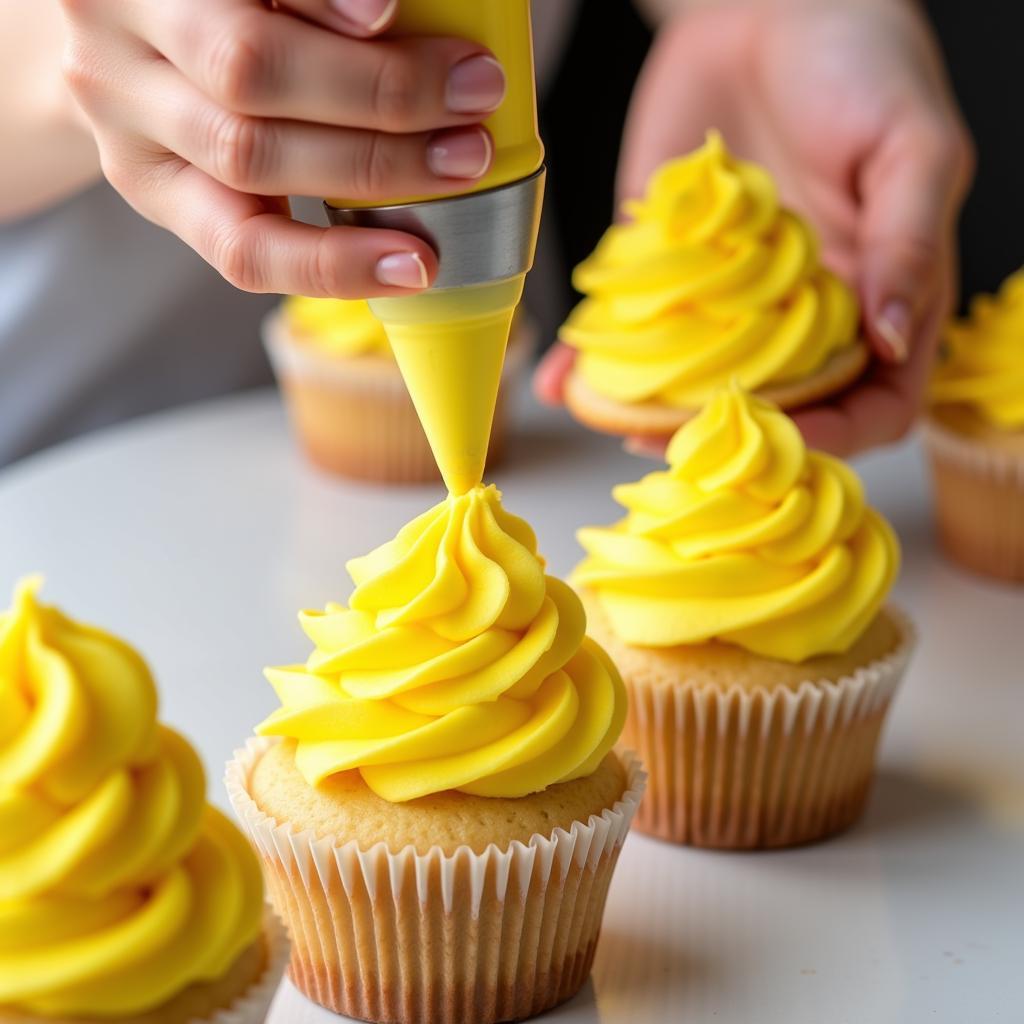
[0,390,1021,1024]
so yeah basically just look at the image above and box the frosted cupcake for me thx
[227,486,643,1024]
[265,297,531,484]
[0,579,286,1024]
[573,386,914,849]
[560,132,868,440]
[926,270,1024,582]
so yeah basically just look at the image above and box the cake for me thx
[560,131,868,440]
[926,269,1024,582]
[227,485,643,1024]
[0,579,287,1023]
[573,385,914,848]
[264,297,530,484]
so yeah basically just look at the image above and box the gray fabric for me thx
[0,181,275,465]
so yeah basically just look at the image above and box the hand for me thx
[59,0,507,297]
[537,0,975,457]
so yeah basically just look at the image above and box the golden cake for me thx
[227,486,643,1024]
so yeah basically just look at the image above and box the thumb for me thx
[858,118,973,364]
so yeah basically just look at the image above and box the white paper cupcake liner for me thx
[923,418,1024,582]
[621,608,915,849]
[226,739,644,1024]
[262,311,532,486]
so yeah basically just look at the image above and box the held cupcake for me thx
[0,579,287,1024]
[560,132,868,440]
[265,297,531,484]
[227,486,643,1024]
[926,269,1024,582]
[573,386,914,849]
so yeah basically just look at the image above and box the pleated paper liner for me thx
[226,739,644,1024]
[619,609,915,850]
[263,311,532,485]
[0,912,288,1024]
[923,417,1024,583]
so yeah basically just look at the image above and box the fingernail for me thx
[376,252,429,290]
[446,55,506,114]
[331,0,396,32]
[624,437,666,460]
[427,127,492,179]
[876,300,912,364]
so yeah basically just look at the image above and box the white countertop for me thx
[1,390,1021,1024]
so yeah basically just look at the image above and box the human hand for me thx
[537,0,974,457]
[59,0,507,297]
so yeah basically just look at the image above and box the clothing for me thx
[0,182,275,466]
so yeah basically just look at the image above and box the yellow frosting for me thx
[0,580,263,1019]
[574,387,899,662]
[259,485,627,802]
[371,278,522,496]
[561,132,859,408]
[285,296,392,358]
[931,269,1024,429]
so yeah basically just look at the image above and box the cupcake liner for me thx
[923,418,1024,582]
[0,913,287,1024]
[226,739,644,1024]
[620,609,915,849]
[264,312,532,486]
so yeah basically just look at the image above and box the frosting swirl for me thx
[560,132,859,407]
[0,580,263,1018]
[931,269,1024,429]
[259,486,627,802]
[285,296,391,358]
[574,387,899,662]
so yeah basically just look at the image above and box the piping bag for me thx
[325,0,545,495]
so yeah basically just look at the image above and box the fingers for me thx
[624,436,669,460]
[279,0,397,38]
[102,139,438,296]
[791,284,945,459]
[533,343,577,406]
[858,115,974,366]
[127,2,505,131]
[114,57,493,199]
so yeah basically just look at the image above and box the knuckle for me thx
[211,224,265,293]
[61,44,102,101]
[57,0,97,18]
[311,236,351,297]
[371,51,421,131]
[209,111,268,190]
[351,132,400,199]
[207,13,276,109]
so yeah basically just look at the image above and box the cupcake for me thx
[573,386,914,849]
[264,297,531,484]
[560,132,868,440]
[926,269,1024,582]
[227,485,644,1024]
[0,579,287,1023]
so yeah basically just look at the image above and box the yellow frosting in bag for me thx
[574,387,899,662]
[561,132,859,407]
[0,580,263,1019]
[285,296,392,358]
[931,269,1024,429]
[259,486,627,802]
